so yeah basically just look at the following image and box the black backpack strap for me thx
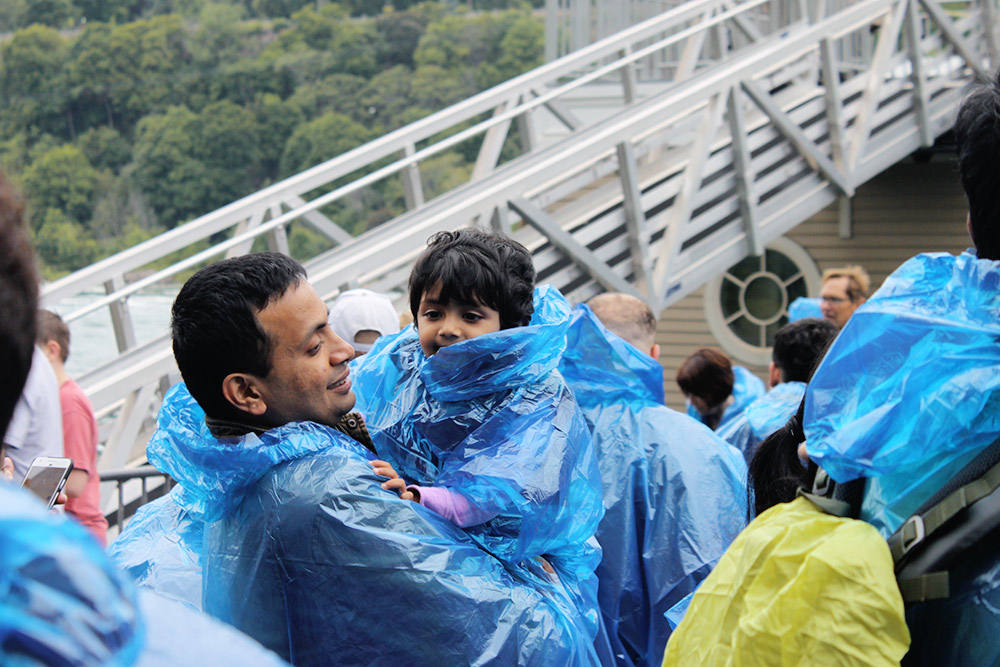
[797,466,866,519]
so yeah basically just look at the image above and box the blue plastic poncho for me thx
[352,285,605,631]
[804,251,1000,666]
[146,382,600,665]
[560,305,748,667]
[716,381,806,464]
[0,485,143,666]
[686,365,766,431]
[108,489,204,610]
[788,296,822,321]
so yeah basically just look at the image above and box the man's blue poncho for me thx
[140,382,601,665]
[352,285,605,635]
[716,381,806,464]
[559,304,748,667]
[1,483,286,666]
[804,250,1000,665]
[686,365,765,431]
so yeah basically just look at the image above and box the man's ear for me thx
[649,342,661,360]
[768,361,783,388]
[221,373,268,416]
[41,340,62,365]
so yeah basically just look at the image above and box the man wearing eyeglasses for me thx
[819,265,870,328]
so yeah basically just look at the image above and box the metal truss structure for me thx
[42,0,997,487]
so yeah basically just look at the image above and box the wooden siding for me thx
[657,158,970,410]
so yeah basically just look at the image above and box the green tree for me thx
[22,144,98,223]
[374,10,427,68]
[77,126,132,173]
[34,208,99,276]
[0,26,71,140]
[18,0,77,27]
[279,112,374,177]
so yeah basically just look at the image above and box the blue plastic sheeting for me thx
[146,382,601,665]
[0,484,144,666]
[716,381,805,464]
[560,305,749,667]
[788,297,822,321]
[804,251,1000,537]
[107,489,204,610]
[135,589,288,666]
[686,365,766,431]
[352,285,605,633]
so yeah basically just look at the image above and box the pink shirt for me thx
[60,379,108,546]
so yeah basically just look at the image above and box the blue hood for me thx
[747,381,805,439]
[805,251,1000,535]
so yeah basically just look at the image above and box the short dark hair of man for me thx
[0,170,39,435]
[676,347,734,408]
[771,318,838,383]
[171,252,307,422]
[586,292,657,351]
[408,228,535,330]
[37,310,71,363]
[955,68,1000,260]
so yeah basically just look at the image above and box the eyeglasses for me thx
[820,296,849,304]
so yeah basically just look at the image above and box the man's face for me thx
[820,276,862,328]
[254,280,355,428]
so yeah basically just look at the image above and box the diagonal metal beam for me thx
[285,194,354,244]
[651,92,726,305]
[676,8,714,80]
[534,89,582,131]
[399,142,426,210]
[225,208,267,258]
[720,0,766,41]
[848,0,909,171]
[616,141,652,296]
[819,37,855,239]
[727,87,763,256]
[917,0,991,80]
[508,197,641,298]
[473,95,519,181]
[742,79,854,196]
[904,0,934,148]
[982,0,1000,65]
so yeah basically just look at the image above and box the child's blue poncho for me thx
[716,381,806,464]
[804,250,1000,665]
[686,365,766,431]
[560,304,748,667]
[131,382,600,665]
[352,285,605,635]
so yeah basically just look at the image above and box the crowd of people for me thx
[3,68,1000,667]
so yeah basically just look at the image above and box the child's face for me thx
[416,285,501,356]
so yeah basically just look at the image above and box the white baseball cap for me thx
[329,289,401,353]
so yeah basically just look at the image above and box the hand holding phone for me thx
[20,457,74,509]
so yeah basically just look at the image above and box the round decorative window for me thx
[703,237,821,366]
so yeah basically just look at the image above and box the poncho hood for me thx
[805,251,1000,535]
[147,383,367,523]
[561,304,666,407]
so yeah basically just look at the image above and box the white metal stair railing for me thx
[49,0,995,479]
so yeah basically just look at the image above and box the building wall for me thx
[657,158,970,410]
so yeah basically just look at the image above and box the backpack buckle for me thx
[900,515,926,556]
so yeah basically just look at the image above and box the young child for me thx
[352,229,603,631]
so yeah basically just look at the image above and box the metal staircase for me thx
[42,0,997,474]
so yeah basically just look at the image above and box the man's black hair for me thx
[955,68,1000,260]
[0,170,38,436]
[408,229,535,329]
[771,318,838,383]
[171,252,307,421]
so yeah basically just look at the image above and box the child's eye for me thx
[463,313,483,322]
[422,310,441,320]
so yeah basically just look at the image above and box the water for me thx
[48,290,178,378]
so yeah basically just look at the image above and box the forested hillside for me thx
[0,0,544,277]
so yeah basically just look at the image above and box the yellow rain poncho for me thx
[663,497,909,666]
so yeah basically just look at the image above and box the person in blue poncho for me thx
[559,293,748,667]
[352,229,605,638]
[117,250,600,666]
[676,347,764,431]
[716,318,836,465]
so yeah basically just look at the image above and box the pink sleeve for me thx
[408,485,498,528]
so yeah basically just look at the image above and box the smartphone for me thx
[20,457,74,509]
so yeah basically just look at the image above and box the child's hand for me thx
[369,459,416,501]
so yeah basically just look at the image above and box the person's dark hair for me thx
[771,318,838,383]
[0,171,39,436]
[747,397,812,519]
[408,229,535,329]
[37,310,71,363]
[955,68,1000,260]
[171,252,307,421]
[676,347,734,409]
